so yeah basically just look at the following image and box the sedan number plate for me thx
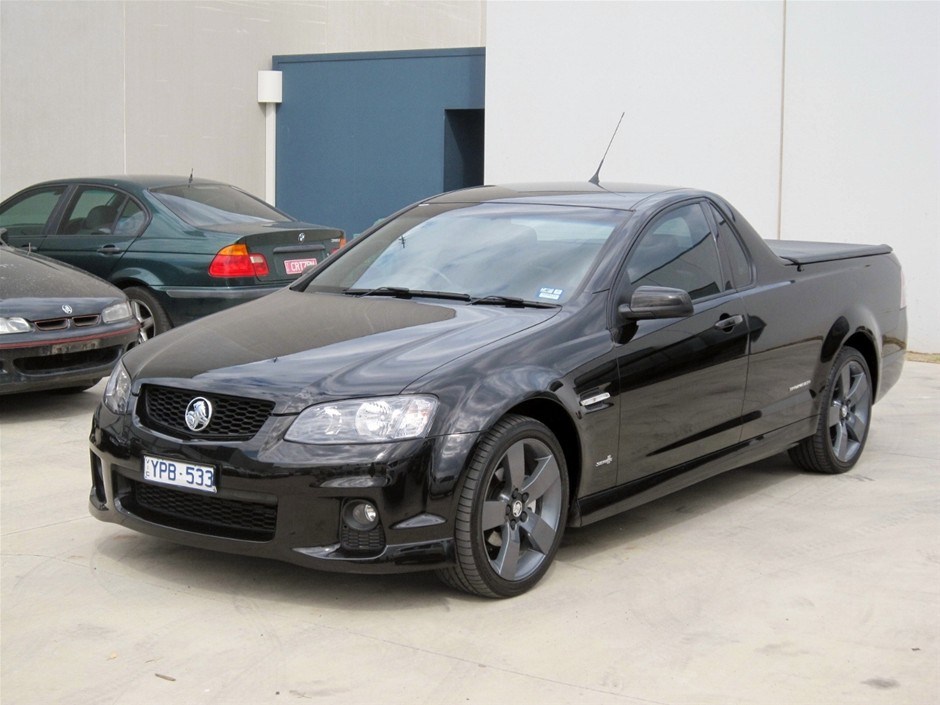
[49,339,101,355]
[143,455,217,494]
[285,258,318,275]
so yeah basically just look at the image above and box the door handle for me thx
[713,314,744,331]
[97,244,122,255]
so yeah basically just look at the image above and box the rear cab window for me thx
[708,203,754,290]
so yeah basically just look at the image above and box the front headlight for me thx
[0,317,31,334]
[103,362,132,414]
[285,395,438,444]
[102,301,133,323]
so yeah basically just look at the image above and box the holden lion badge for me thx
[185,397,213,432]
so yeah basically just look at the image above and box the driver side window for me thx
[0,187,65,238]
[627,203,723,301]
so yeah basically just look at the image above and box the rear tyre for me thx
[437,415,569,598]
[788,347,873,474]
[124,286,171,342]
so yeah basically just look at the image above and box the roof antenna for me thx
[188,168,194,187]
[589,112,625,186]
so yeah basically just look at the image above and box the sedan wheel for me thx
[124,286,171,342]
[789,347,873,474]
[438,415,568,598]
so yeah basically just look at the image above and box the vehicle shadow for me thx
[91,453,801,610]
[557,453,799,562]
[92,530,447,609]
[0,382,105,423]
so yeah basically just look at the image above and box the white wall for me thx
[2,0,935,349]
[780,2,938,354]
[0,0,485,199]
[486,1,785,237]
[485,1,939,352]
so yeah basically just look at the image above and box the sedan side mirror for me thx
[0,227,7,244]
[618,285,694,321]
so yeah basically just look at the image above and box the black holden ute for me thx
[88,183,906,597]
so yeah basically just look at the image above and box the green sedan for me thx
[0,176,344,340]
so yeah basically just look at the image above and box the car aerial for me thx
[87,183,907,598]
[0,240,139,394]
[0,176,344,340]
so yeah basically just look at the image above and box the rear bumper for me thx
[155,285,283,327]
[877,309,908,402]
[163,285,283,300]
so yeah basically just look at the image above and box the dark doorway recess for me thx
[443,109,485,193]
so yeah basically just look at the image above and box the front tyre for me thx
[789,347,873,474]
[438,415,569,598]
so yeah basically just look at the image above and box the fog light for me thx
[343,500,379,531]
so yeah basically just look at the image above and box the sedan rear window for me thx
[304,203,626,305]
[152,184,286,227]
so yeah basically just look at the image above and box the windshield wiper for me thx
[346,286,413,298]
[469,295,559,309]
[345,287,471,302]
[343,288,556,308]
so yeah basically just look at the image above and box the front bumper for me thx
[0,324,138,394]
[88,404,478,574]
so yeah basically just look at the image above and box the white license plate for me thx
[285,258,318,275]
[143,455,217,494]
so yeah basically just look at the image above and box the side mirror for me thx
[618,285,694,321]
[0,227,7,244]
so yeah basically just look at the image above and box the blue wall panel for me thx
[273,48,484,237]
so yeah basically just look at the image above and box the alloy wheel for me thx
[827,358,871,463]
[479,437,565,582]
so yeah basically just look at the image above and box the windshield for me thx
[152,184,286,227]
[302,203,626,304]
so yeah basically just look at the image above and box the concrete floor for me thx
[1,363,937,705]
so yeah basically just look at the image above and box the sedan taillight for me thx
[330,235,347,255]
[209,245,269,278]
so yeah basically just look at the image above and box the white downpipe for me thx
[264,103,277,205]
[257,71,283,206]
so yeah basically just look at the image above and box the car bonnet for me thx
[0,247,125,301]
[121,288,560,411]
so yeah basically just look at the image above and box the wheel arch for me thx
[504,396,582,506]
[842,330,879,400]
[110,268,164,290]
[819,314,880,400]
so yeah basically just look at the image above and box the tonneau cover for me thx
[765,240,892,265]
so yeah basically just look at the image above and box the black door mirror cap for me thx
[619,286,694,321]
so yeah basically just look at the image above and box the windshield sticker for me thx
[538,288,563,301]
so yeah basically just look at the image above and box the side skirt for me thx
[569,417,816,527]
